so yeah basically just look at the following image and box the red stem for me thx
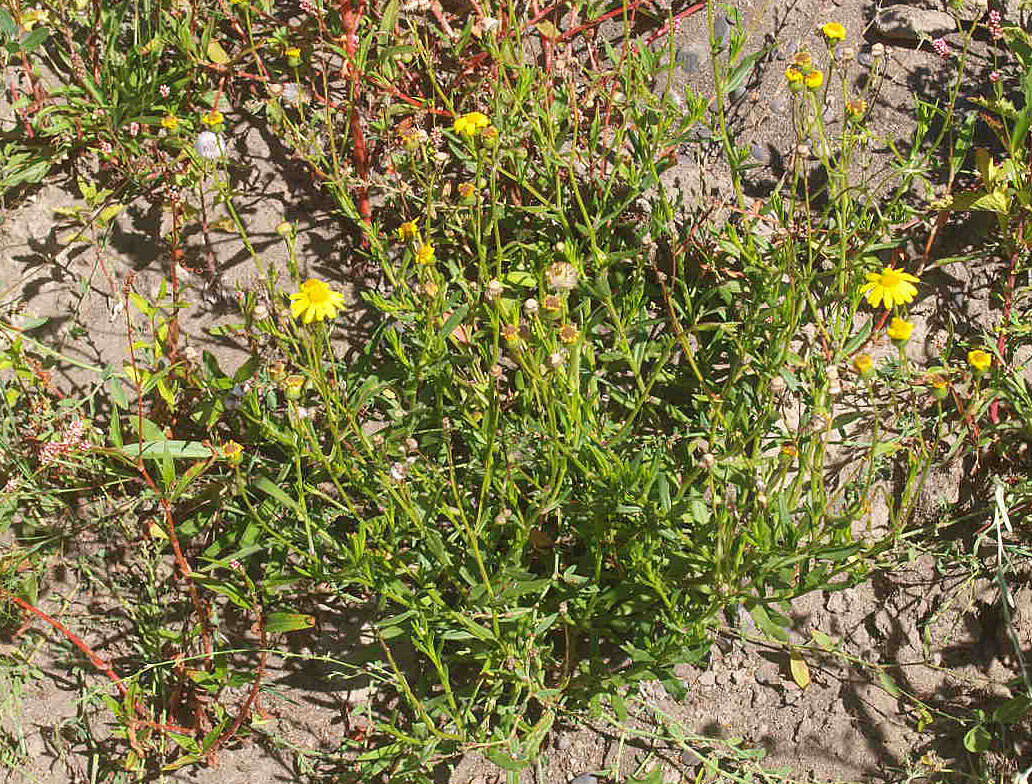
[646,3,706,44]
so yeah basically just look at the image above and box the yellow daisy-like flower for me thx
[821,22,846,41]
[284,46,301,59]
[415,242,436,265]
[928,374,948,399]
[860,266,920,309]
[222,440,244,466]
[201,110,224,127]
[805,70,825,90]
[558,323,580,345]
[290,278,346,323]
[853,353,874,376]
[845,98,868,121]
[887,317,914,343]
[397,221,419,242]
[792,51,813,72]
[161,115,180,131]
[785,67,804,84]
[968,349,992,373]
[453,111,491,138]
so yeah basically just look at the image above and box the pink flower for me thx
[300,0,317,12]
[988,9,1003,39]
[932,37,952,59]
[99,140,113,155]
[990,70,1002,82]
[159,84,171,98]
[129,122,140,136]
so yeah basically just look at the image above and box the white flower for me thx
[481,16,501,32]
[524,297,539,316]
[485,279,504,301]
[547,351,565,369]
[547,261,578,292]
[389,461,408,482]
[194,131,227,160]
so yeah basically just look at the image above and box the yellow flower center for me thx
[301,279,332,304]
[880,269,902,288]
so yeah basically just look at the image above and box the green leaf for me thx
[20,27,48,52]
[253,475,301,513]
[439,305,469,339]
[789,650,810,689]
[266,612,316,634]
[207,39,231,64]
[0,9,17,40]
[993,695,1032,724]
[876,670,901,697]
[750,603,789,642]
[121,440,214,459]
[963,724,991,753]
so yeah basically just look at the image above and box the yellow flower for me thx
[501,323,522,343]
[222,440,244,466]
[792,51,813,72]
[805,69,824,90]
[860,266,920,309]
[290,278,346,323]
[853,353,875,377]
[968,349,992,374]
[785,67,804,83]
[821,22,846,41]
[285,46,301,59]
[283,374,305,400]
[928,374,948,399]
[161,115,180,131]
[415,242,436,265]
[201,110,224,127]
[453,111,491,138]
[558,323,580,344]
[845,98,868,121]
[397,221,419,242]
[887,317,914,343]
[458,182,477,202]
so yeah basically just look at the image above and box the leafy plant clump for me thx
[3,0,1032,779]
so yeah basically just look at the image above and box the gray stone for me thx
[677,42,707,74]
[857,51,875,67]
[698,669,717,687]
[555,734,572,750]
[713,16,731,49]
[755,660,780,685]
[875,5,957,40]
[571,775,597,784]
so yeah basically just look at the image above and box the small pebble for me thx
[571,775,598,784]
[713,16,731,48]
[751,143,770,164]
[857,51,874,68]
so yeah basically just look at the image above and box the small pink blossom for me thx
[299,0,317,12]
[932,37,952,59]
[990,70,1002,82]
[129,122,140,136]
[159,84,171,98]
[988,9,1003,39]
[99,140,113,155]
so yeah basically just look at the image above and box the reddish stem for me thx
[646,3,706,44]
[558,0,653,43]
[341,0,372,224]
[990,225,1022,424]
